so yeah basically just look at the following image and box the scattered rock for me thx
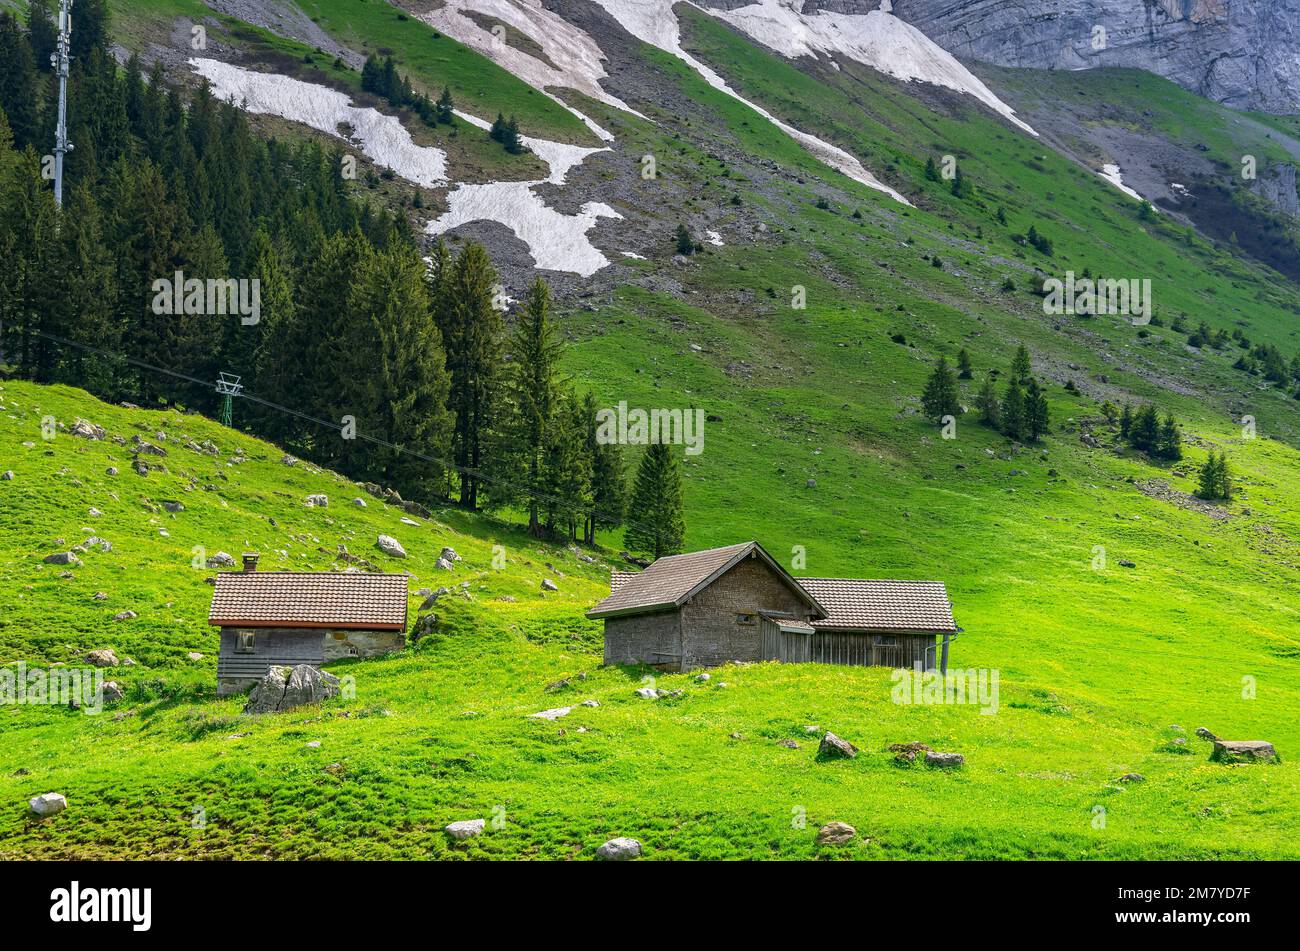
[305,741,321,749]
[635,687,665,700]
[70,420,105,440]
[1195,727,1218,741]
[206,551,236,569]
[419,587,449,611]
[43,552,81,566]
[924,751,965,769]
[351,497,367,508]
[528,706,573,721]
[777,739,800,749]
[87,507,102,517]
[162,501,185,513]
[1117,773,1144,783]
[887,742,933,754]
[186,652,204,661]
[100,681,124,703]
[86,649,118,667]
[695,673,710,682]
[596,837,642,861]
[376,534,407,558]
[435,557,454,571]
[815,821,856,846]
[305,494,328,508]
[244,664,340,714]
[541,578,558,592]
[817,732,858,760]
[0,471,13,481]
[445,819,485,841]
[581,699,599,708]
[1209,740,1279,764]
[111,611,136,622]
[92,592,107,601]
[439,547,461,563]
[1118,559,1136,568]
[28,792,67,818]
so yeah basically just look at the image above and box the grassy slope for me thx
[3,7,1300,859]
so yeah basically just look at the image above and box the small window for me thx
[235,631,257,653]
[875,635,899,647]
[735,613,757,626]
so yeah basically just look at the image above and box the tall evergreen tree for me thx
[624,442,686,559]
[1024,378,1049,441]
[440,241,502,508]
[1010,344,1032,382]
[583,391,626,545]
[0,14,41,149]
[956,348,973,379]
[1157,413,1182,461]
[976,373,1000,428]
[1000,376,1026,440]
[921,356,960,421]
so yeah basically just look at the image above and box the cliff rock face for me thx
[888,0,1300,113]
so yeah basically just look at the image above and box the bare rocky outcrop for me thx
[889,0,1300,114]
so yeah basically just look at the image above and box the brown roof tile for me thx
[798,578,956,633]
[208,571,409,630]
[588,542,823,619]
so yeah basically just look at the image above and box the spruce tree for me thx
[0,14,41,149]
[1157,413,1182,461]
[675,223,694,255]
[921,356,960,421]
[1119,402,1133,440]
[1001,377,1026,440]
[1024,379,1049,441]
[440,241,502,509]
[1010,344,1032,382]
[583,391,626,545]
[957,348,973,379]
[924,156,939,182]
[624,442,686,560]
[436,87,455,124]
[976,374,1000,428]
[492,276,562,536]
[1130,404,1159,452]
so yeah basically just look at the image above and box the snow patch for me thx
[1099,163,1147,204]
[416,0,637,139]
[621,251,647,260]
[587,0,910,205]
[708,1,1036,136]
[190,58,447,187]
[705,230,725,247]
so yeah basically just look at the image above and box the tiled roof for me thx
[798,578,956,633]
[776,617,814,632]
[588,542,822,619]
[208,572,409,630]
[610,570,637,592]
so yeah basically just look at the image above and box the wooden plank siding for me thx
[760,617,934,668]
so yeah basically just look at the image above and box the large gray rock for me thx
[86,648,119,667]
[1210,740,1279,764]
[206,551,237,568]
[445,818,485,841]
[29,792,67,817]
[244,664,341,714]
[43,552,81,566]
[376,534,406,558]
[816,821,857,846]
[596,837,642,861]
[817,731,859,760]
[886,0,1300,114]
[925,751,965,769]
[100,681,125,703]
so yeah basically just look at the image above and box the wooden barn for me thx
[207,554,408,695]
[587,542,958,672]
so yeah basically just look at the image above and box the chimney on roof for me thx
[242,552,259,573]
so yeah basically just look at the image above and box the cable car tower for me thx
[51,0,74,208]
[216,373,243,427]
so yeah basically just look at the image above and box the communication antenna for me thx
[51,0,74,207]
[216,373,243,427]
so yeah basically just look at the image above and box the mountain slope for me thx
[1,381,1298,860]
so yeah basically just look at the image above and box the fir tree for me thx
[924,156,939,182]
[583,391,626,545]
[675,223,694,256]
[956,348,973,379]
[1000,377,1026,440]
[624,442,686,559]
[921,356,960,421]
[1119,402,1133,440]
[435,87,455,124]
[1157,413,1182,461]
[1024,379,1049,441]
[976,374,1000,428]
[1010,344,1032,382]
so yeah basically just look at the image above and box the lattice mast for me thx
[51,0,74,208]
